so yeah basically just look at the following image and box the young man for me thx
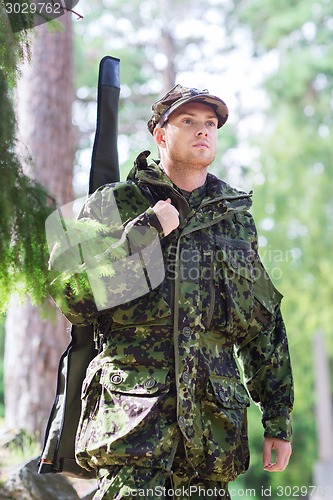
[50,85,293,499]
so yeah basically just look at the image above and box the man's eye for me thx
[207,121,217,127]
[183,118,192,124]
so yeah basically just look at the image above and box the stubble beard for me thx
[173,149,216,173]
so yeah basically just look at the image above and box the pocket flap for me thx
[209,376,250,408]
[253,260,283,315]
[100,366,169,395]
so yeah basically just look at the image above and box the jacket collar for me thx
[127,150,253,213]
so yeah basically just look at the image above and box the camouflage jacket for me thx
[49,151,294,482]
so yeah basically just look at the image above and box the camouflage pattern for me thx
[49,151,294,485]
[94,465,230,499]
[147,84,229,134]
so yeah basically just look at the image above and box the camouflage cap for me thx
[147,84,228,134]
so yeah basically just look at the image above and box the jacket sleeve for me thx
[236,239,294,442]
[47,184,164,326]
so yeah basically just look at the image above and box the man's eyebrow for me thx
[177,111,218,120]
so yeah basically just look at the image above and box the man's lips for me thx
[193,142,209,148]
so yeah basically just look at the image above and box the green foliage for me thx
[0,153,54,311]
[0,7,56,311]
[232,0,333,491]
[0,5,31,84]
[236,0,313,50]
[48,217,125,315]
[0,316,5,417]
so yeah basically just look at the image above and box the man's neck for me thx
[161,165,208,192]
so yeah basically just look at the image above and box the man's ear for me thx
[153,127,166,148]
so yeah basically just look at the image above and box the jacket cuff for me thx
[131,207,165,239]
[263,408,292,441]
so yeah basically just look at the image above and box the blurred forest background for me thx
[1,0,333,497]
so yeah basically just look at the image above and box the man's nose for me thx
[196,123,209,136]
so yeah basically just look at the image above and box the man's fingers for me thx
[263,437,292,472]
[263,438,272,468]
[153,199,180,236]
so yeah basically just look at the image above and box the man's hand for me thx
[153,198,180,236]
[263,437,292,472]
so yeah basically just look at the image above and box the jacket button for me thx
[178,415,185,426]
[182,372,190,383]
[230,257,238,269]
[182,326,191,337]
[235,391,245,403]
[110,373,123,385]
[219,390,225,400]
[144,378,156,389]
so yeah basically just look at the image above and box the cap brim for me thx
[160,94,228,128]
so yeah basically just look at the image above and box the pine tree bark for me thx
[4,14,74,440]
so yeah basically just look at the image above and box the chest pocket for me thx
[215,236,255,337]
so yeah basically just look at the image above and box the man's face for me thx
[154,102,219,171]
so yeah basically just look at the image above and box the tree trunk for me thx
[4,14,74,440]
[161,28,176,93]
[161,0,176,93]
